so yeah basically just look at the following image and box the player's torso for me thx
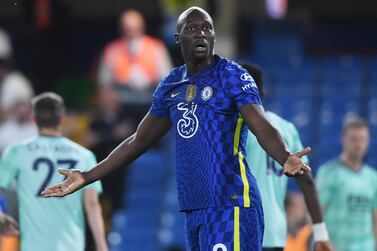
[162,64,261,211]
[16,137,87,251]
[325,163,376,249]
[17,137,86,200]
[166,73,239,141]
[329,165,376,216]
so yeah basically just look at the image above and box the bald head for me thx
[176,7,213,33]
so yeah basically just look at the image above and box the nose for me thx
[194,29,206,38]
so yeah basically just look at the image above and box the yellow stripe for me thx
[238,152,250,207]
[233,114,251,207]
[233,115,243,155]
[234,207,240,251]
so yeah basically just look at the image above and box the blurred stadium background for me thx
[0,0,377,250]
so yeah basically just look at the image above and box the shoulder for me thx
[363,164,377,176]
[219,57,249,77]
[317,159,340,175]
[61,138,95,159]
[218,57,257,88]
[160,65,186,85]
[154,65,186,94]
[1,137,37,156]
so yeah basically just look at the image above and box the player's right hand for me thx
[41,168,85,197]
[314,240,335,251]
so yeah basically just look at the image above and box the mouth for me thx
[194,40,207,53]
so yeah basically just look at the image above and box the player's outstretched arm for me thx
[295,173,334,251]
[42,113,172,197]
[240,104,311,176]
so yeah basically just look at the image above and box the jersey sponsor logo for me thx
[240,72,253,82]
[185,85,197,102]
[171,92,180,98]
[347,195,371,211]
[213,243,227,251]
[201,86,213,101]
[177,102,199,138]
[241,82,257,91]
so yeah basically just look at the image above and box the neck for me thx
[340,152,363,171]
[39,127,61,137]
[185,54,215,75]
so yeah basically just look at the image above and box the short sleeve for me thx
[149,83,170,118]
[226,66,262,109]
[83,151,103,193]
[315,166,333,207]
[0,146,19,189]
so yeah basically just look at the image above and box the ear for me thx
[175,33,180,44]
[31,115,36,124]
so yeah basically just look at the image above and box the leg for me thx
[239,204,264,251]
[199,205,264,251]
[184,210,201,251]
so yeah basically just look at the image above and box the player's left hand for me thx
[41,168,85,197]
[314,240,335,251]
[283,147,312,176]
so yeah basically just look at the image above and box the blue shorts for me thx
[184,205,264,251]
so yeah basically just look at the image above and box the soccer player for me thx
[316,118,377,251]
[42,7,311,250]
[0,92,108,251]
[241,63,333,251]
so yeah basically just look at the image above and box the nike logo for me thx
[171,92,180,98]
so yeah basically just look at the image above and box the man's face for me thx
[120,11,144,39]
[342,127,370,159]
[175,11,215,64]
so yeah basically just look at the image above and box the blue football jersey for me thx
[150,55,262,211]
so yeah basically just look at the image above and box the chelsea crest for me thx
[201,86,213,101]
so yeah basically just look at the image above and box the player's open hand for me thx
[314,240,335,251]
[283,147,312,176]
[41,168,85,197]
